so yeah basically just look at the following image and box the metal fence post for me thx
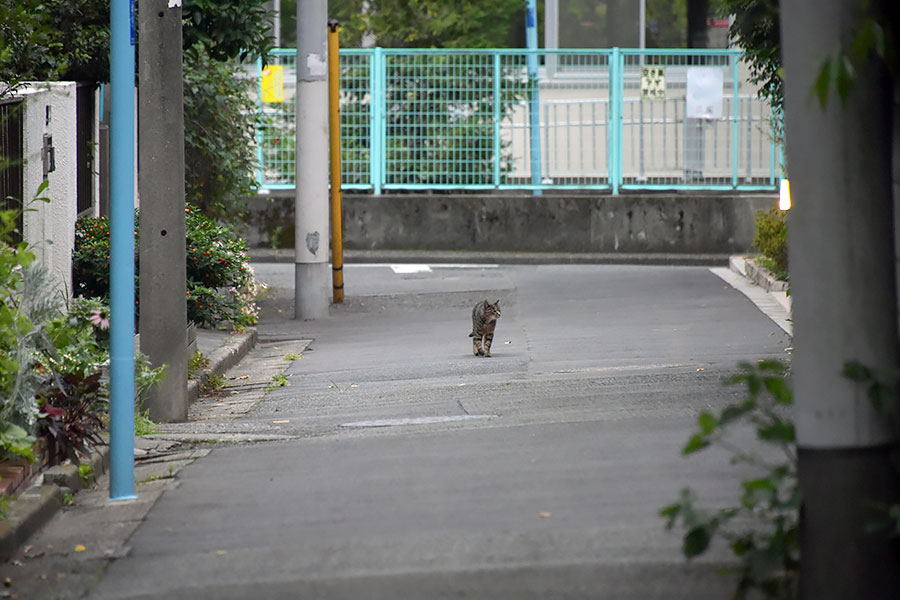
[609,47,622,194]
[492,52,501,188]
[731,53,739,188]
[371,48,384,195]
[256,56,266,188]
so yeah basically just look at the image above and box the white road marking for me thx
[340,414,496,428]
[343,263,499,270]
[389,265,432,274]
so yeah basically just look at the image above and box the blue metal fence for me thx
[256,48,780,193]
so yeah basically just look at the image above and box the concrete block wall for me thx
[248,192,777,255]
[19,83,78,295]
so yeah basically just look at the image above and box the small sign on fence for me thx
[261,65,284,103]
[641,66,666,100]
[686,67,724,119]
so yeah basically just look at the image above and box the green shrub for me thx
[73,207,267,329]
[183,46,259,227]
[754,203,788,280]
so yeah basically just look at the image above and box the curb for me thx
[0,444,108,561]
[729,255,792,315]
[249,248,732,267]
[187,328,258,404]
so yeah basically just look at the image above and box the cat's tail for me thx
[468,332,474,337]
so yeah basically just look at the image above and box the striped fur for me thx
[469,299,501,357]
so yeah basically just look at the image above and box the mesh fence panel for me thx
[256,48,779,192]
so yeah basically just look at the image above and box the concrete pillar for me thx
[294,0,330,320]
[138,0,188,421]
[781,1,900,598]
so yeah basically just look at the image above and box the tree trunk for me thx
[687,0,709,48]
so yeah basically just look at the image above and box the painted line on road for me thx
[344,263,500,270]
[553,363,696,374]
[340,414,497,428]
[390,265,432,274]
[709,267,792,336]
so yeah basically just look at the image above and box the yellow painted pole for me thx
[327,18,344,303]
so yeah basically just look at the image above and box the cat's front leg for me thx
[483,332,493,357]
[473,336,484,356]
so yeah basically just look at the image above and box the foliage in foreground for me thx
[0,196,166,476]
[661,360,799,599]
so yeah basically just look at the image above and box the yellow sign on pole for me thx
[261,65,284,103]
[641,66,666,100]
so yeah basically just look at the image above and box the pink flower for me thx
[88,309,110,330]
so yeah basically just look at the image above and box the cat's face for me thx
[483,299,501,322]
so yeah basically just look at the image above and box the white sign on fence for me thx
[641,66,666,100]
[686,67,724,119]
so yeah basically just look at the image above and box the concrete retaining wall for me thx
[247,192,776,255]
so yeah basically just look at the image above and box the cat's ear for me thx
[494,299,501,306]
[483,300,490,309]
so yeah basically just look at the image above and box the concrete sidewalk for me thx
[0,327,258,564]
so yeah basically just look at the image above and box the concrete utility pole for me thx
[781,1,900,598]
[294,0,330,319]
[138,0,188,421]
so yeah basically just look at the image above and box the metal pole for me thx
[328,19,344,304]
[639,0,646,50]
[492,52,501,188]
[525,0,542,194]
[108,0,136,501]
[294,0,330,319]
[544,0,558,78]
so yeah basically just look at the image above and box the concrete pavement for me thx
[0,259,791,599]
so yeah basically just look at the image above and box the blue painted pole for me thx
[731,55,739,189]
[109,0,136,501]
[372,48,384,195]
[492,52,501,188]
[525,0,542,195]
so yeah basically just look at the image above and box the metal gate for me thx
[0,98,24,244]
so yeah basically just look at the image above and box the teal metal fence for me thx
[256,48,780,193]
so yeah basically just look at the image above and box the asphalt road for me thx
[90,264,792,599]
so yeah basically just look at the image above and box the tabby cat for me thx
[469,299,501,357]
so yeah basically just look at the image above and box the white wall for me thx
[18,82,78,296]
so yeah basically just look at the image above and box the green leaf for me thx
[757,420,795,443]
[34,178,50,197]
[659,503,681,529]
[683,433,710,455]
[697,411,717,435]
[850,20,874,63]
[834,53,855,104]
[763,377,792,404]
[757,359,786,375]
[684,525,713,558]
[813,58,832,108]
[842,360,872,382]
[720,399,755,426]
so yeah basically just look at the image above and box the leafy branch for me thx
[661,360,799,599]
